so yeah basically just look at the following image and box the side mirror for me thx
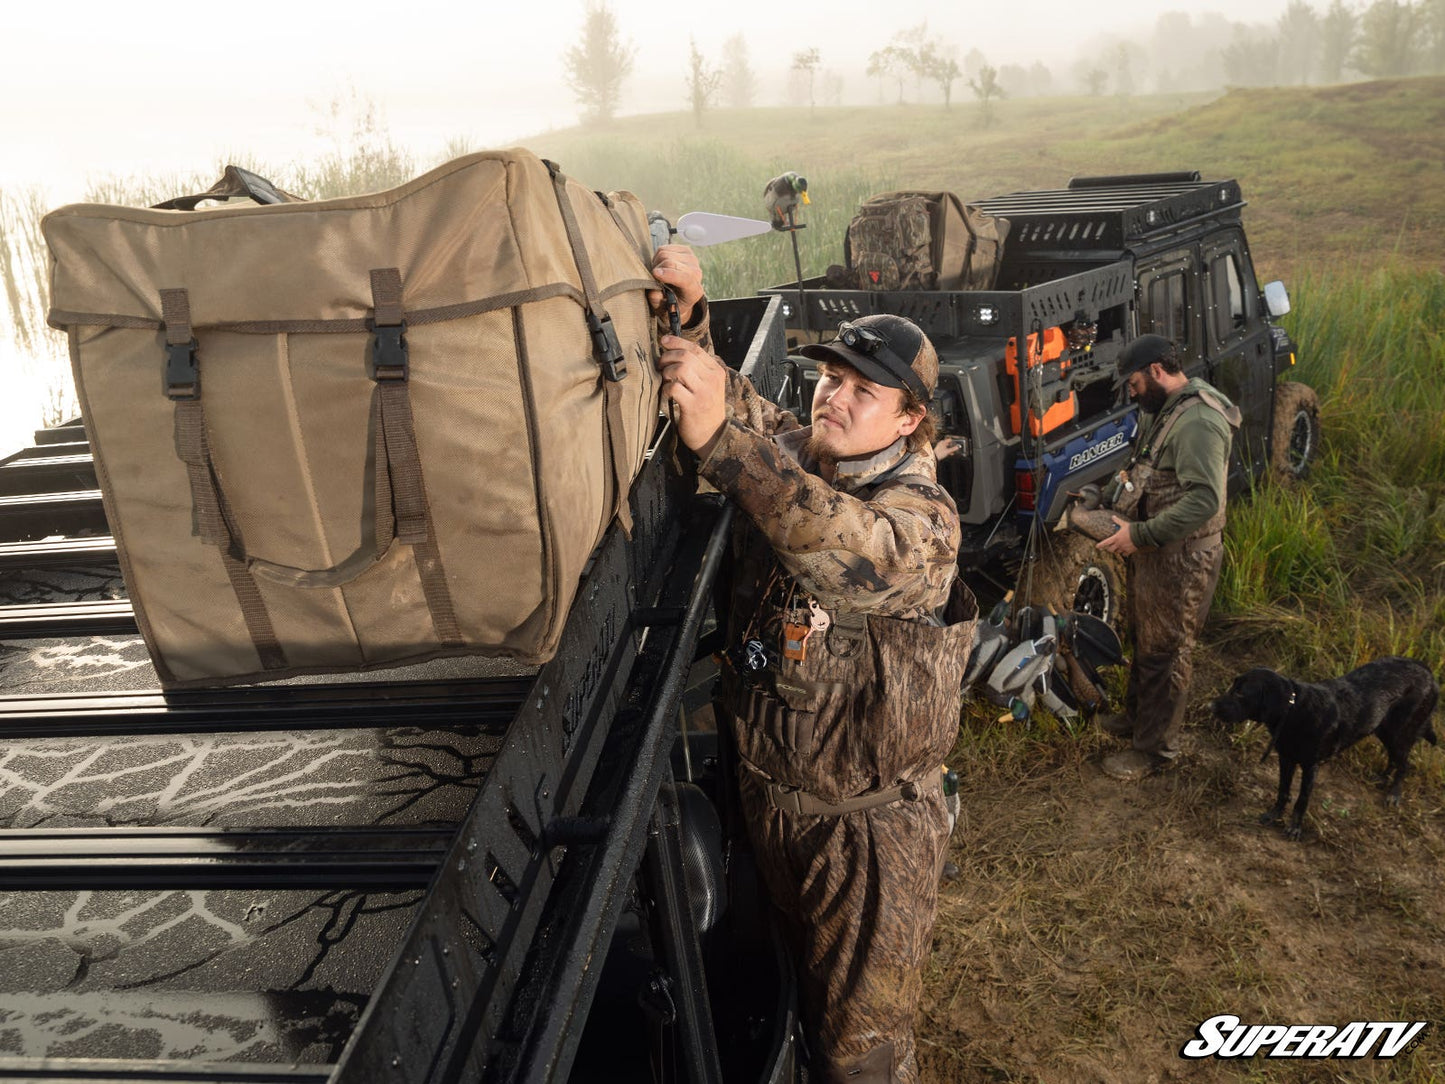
[1263,280,1291,318]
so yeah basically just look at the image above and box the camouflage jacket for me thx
[684,303,975,800]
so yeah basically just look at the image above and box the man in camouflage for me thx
[1096,334,1242,780]
[651,245,976,1083]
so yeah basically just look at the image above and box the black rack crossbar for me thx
[0,598,136,637]
[0,489,102,513]
[0,453,97,496]
[3,441,92,463]
[0,534,118,571]
[0,827,453,890]
[0,1060,329,1083]
[0,676,532,738]
[32,422,86,447]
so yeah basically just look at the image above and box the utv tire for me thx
[1026,533,1124,632]
[1270,381,1320,481]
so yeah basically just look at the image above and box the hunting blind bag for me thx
[844,190,1009,291]
[43,151,661,687]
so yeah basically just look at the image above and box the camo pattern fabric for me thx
[1124,539,1225,755]
[697,356,975,1083]
[846,196,935,291]
[739,768,951,1084]
[1114,382,1236,755]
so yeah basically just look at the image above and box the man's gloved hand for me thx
[649,244,704,326]
[658,333,727,460]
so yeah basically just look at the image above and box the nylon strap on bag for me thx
[545,161,634,536]
[368,269,463,647]
[161,287,288,671]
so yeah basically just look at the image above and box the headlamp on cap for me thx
[834,320,930,402]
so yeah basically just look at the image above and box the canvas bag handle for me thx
[162,277,461,649]
[152,165,302,211]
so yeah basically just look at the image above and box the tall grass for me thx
[1211,266,1445,677]
[528,135,893,301]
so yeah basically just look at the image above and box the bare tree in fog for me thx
[969,65,1006,126]
[791,48,821,112]
[685,38,724,128]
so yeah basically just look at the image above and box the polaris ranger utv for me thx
[763,171,1321,627]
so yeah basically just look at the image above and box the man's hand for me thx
[933,436,963,462]
[1095,515,1138,556]
[658,333,727,459]
[649,244,704,325]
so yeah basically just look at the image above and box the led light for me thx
[976,306,998,325]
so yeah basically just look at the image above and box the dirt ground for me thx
[917,653,1445,1083]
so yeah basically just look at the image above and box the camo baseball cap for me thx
[799,314,938,401]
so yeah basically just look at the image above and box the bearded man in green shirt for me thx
[1095,334,1242,780]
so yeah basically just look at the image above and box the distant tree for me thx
[1222,26,1281,86]
[721,34,757,109]
[963,48,988,83]
[968,65,1006,126]
[685,38,724,127]
[865,51,888,103]
[866,44,914,103]
[996,63,1030,99]
[1354,0,1423,75]
[919,42,963,106]
[1083,67,1109,96]
[1027,61,1055,96]
[1112,42,1136,96]
[1277,0,1323,83]
[1319,0,1359,81]
[895,21,931,99]
[791,48,821,111]
[563,2,635,124]
[1420,0,1445,71]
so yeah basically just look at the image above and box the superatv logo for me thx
[1180,1015,1427,1059]
[1067,431,1127,473]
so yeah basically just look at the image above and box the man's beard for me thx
[804,429,839,468]
[1136,377,1169,414]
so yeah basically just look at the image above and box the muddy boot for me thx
[1101,748,1173,781]
[1095,712,1133,739]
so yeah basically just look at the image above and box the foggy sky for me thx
[2,0,1294,199]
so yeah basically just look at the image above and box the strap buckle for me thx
[587,310,627,382]
[371,322,408,381]
[165,339,200,400]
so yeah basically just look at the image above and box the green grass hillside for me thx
[527,76,1445,285]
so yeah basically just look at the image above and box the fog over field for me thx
[2,0,1297,197]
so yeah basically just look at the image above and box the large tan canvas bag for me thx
[43,150,661,686]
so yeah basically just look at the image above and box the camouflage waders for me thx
[711,442,975,1083]
[1114,392,1232,756]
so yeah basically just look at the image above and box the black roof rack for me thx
[974,175,1244,252]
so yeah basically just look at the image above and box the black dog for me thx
[1211,656,1439,839]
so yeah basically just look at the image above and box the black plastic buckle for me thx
[165,339,200,400]
[371,322,408,380]
[587,310,627,382]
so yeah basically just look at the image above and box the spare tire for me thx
[1270,381,1321,481]
[1024,532,1125,633]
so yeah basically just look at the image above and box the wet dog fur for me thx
[1211,656,1439,840]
